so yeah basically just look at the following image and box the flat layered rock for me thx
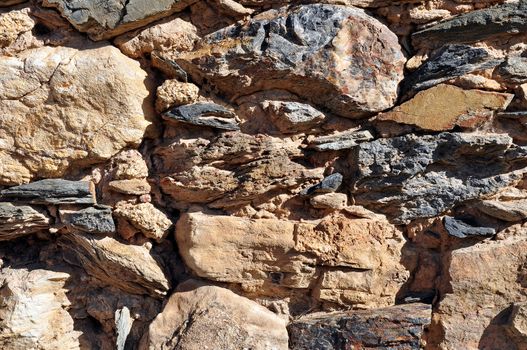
[162,102,239,131]
[307,130,373,151]
[140,281,288,350]
[176,212,407,308]
[1,179,95,205]
[443,216,496,239]
[41,0,198,40]
[377,84,512,131]
[288,303,431,350]
[349,132,527,223]
[0,44,150,185]
[264,101,326,134]
[0,203,50,240]
[174,4,405,118]
[59,206,116,234]
[476,199,527,222]
[59,233,170,298]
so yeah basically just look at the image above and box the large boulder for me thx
[173,4,405,118]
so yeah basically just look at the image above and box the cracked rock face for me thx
[173,4,406,118]
[0,43,150,185]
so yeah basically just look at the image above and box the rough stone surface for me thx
[1,179,95,205]
[155,79,199,113]
[113,202,172,241]
[59,233,170,298]
[310,193,348,210]
[0,202,49,240]
[348,132,527,223]
[301,173,343,195]
[307,130,373,151]
[60,206,116,234]
[0,44,151,185]
[0,268,81,349]
[264,101,326,134]
[163,102,240,131]
[443,216,496,239]
[476,199,527,222]
[140,281,289,350]
[42,0,198,40]
[288,303,431,350]
[174,4,405,118]
[377,84,512,131]
[176,212,408,309]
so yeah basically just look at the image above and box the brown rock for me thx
[176,212,407,308]
[173,4,405,118]
[0,268,81,349]
[0,44,150,185]
[114,17,198,58]
[155,79,200,113]
[59,233,170,298]
[0,7,34,50]
[0,202,50,240]
[113,202,172,241]
[108,179,151,195]
[140,280,288,350]
[377,84,513,131]
[310,193,348,210]
[111,149,150,180]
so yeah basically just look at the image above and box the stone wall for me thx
[1,0,527,349]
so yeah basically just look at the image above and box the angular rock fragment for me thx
[443,216,495,239]
[60,206,115,234]
[429,231,527,349]
[41,0,198,40]
[402,45,502,96]
[509,302,527,340]
[108,179,151,195]
[288,303,431,350]
[412,1,527,48]
[59,233,170,298]
[162,102,240,131]
[140,281,288,350]
[310,193,348,210]
[264,101,326,134]
[301,173,343,195]
[174,4,405,118]
[0,44,151,185]
[113,203,172,241]
[1,179,95,205]
[307,130,373,151]
[0,203,50,240]
[155,79,199,113]
[476,199,527,222]
[176,212,407,308]
[378,84,513,131]
[497,56,527,85]
[349,132,527,223]
[0,268,81,349]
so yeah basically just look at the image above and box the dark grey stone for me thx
[443,216,496,239]
[348,132,527,223]
[61,206,116,234]
[412,1,527,48]
[0,179,95,205]
[288,303,431,350]
[497,56,527,84]
[0,203,50,240]
[401,45,502,97]
[301,173,343,196]
[307,130,373,151]
[163,103,240,131]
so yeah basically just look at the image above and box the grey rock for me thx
[348,132,527,223]
[301,173,343,196]
[412,1,527,48]
[497,56,527,84]
[115,307,134,350]
[265,101,326,134]
[162,102,240,131]
[60,206,116,234]
[0,179,95,205]
[402,45,502,97]
[307,130,374,151]
[0,203,50,240]
[288,303,431,350]
[476,199,527,222]
[443,216,496,239]
[175,4,405,119]
[41,0,198,40]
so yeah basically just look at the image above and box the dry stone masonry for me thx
[1,0,527,349]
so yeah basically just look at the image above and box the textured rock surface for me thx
[42,0,198,40]
[288,303,431,350]
[0,44,150,185]
[1,179,95,204]
[173,4,405,118]
[140,281,289,350]
[0,202,49,240]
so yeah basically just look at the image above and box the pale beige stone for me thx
[112,149,150,180]
[108,179,151,195]
[0,44,151,185]
[140,280,288,350]
[0,8,34,49]
[377,84,513,131]
[155,79,200,113]
[310,193,348,210]
[114,202,172,241]
[0,268,81,349]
